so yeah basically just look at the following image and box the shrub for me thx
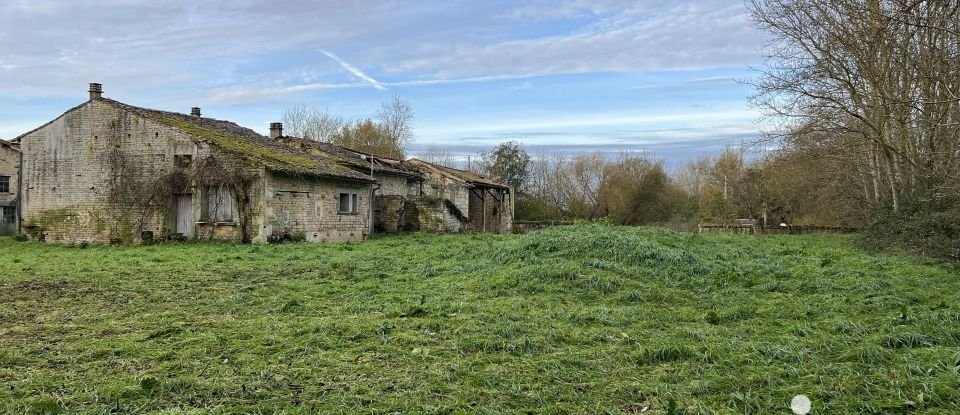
[857,204,960,261]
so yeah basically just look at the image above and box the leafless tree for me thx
[281,104,344,142]
[748,0,960,212]
[376,94,415,157]
[418,145,459,167]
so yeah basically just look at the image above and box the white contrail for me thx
[319,49,387,91]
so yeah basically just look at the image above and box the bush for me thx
[858,204,960,261]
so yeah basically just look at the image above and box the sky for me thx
[0,0,768,168]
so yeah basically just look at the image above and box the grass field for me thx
[1,224,959,414]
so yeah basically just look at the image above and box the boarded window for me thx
[0,206,14,224]
[205,185,236,222]
[337,190,360,214]
[0,176,9,193]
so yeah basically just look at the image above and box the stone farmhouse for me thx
[7,83,514,244]
[13,84,375,244]
[0,140,19,235]
[276,135,510,234]
[274,135,429,232]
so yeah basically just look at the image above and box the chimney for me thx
[269,122,283,139]
[88,83,103,100]
[191,107,201,117]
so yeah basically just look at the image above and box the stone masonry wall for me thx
[375,194,405,233]
[0,145,19,235]
[264,171,371,243]
[402,197,465,233]
[18,100,265,243]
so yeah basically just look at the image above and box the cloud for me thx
[0,0,764,100]
[206,81,368,103]
[318,49,387,91]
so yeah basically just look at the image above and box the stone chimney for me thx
[269,122,283,139]
[191,107,201,117]
[89,83,103,100]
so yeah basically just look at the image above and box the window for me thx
[337,190,360,214]
[174,155,192,169]
[0,176,9,193]
[204,185,236,222]
[0,206,14,224]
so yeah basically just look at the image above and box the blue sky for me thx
[0,0,767,168]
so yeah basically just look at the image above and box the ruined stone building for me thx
[275,136,426,232]
[275,136,477,233]
[408,159,513,234]
[6,83,514,243]
[13,84,375,244]
[0,140,19,235]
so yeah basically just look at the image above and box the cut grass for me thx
[1,224,959,414]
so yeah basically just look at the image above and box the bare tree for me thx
[748,0,960,213]
[418,145,459,167]
[376,94,415,157]
[281,104,344,142]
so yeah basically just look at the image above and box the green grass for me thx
[1,224,959,414]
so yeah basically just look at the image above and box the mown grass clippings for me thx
[1,224,959,413]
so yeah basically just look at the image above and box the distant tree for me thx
[418,145,459,168]
[283,95,415,158]
[332,119,401,158]
[480,141,531,191]
[375,94,415,158]
[281,104,344,142]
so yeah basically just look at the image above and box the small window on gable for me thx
[337,190,360,214]
[174,155,192,169]
[0,176,9,193]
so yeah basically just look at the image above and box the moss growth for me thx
[27,208,79,230]
[443,198,469,223]
[157,117,322,173]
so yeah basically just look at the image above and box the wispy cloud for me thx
[207,81,367,103]
[319,49,386,91]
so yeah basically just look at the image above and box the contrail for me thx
[319,49,387,91]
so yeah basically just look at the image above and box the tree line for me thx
[285,0,958,259]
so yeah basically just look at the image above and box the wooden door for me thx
[175,194,193,237]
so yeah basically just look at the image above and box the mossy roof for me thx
[279,137,423,179]
[16,98,372,182]
[408,158,510,190]
[103,99,374,182]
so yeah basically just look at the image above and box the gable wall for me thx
[18,100,265,243]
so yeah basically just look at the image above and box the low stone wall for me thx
[513,220,575,233]
[698,224,858,235]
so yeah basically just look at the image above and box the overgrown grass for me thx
[1,224,958,414]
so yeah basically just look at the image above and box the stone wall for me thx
[401,197,465,233]
[17,100,269,243]
[376,174,420,198]
[0,144,18,235]
[264,171,371,243]
[698,224,859,235]
[375,194,406,233]
[468,186,513,234]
